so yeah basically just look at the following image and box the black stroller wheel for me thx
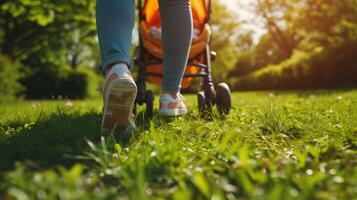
[197,91,212,118]
[145,90,154,118]
[216,83,231,115]
[197,91,206,114]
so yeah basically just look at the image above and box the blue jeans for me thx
[96,0,193,93]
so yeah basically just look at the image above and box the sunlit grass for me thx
[0,91,356,199]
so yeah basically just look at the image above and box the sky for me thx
[219,0,266,41]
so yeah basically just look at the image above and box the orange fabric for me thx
[141,0,209,88]
[142,0,207,28]
[145,55,205,89]
[146,64,200,89]
[190,0,207,27]
[140,22,211,59]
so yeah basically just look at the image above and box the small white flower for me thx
[65,100,74,108]
[31,101,37,108]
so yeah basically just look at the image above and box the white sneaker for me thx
[158,93,187,116]
[101,63,137,133]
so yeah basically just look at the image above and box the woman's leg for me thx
[96,0,137,132]
[96,0,135,72]
[158,0,193,93]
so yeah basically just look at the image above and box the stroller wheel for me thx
[145,90,154,118]
[197,91,212,117]
[216,83,232,115]
[197,91,206,114]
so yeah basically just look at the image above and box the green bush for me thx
[0,55,22,102]
[21,65,102,99]
[234,41,357,90]
[71,67,103,99]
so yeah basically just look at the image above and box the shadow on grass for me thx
[0,112,103,171]
[0,110,158,171]
[0,105,208,171]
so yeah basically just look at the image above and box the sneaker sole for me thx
[101,78,137,133]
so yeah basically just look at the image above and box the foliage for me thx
[0,0,99,99]
[76,67,103,99]
[287,0,357,47]
[233,41,357,90]
[230,0,357,89]
[0,55,22,102]
[0,91,356,199]
[230,34,289,78]
[20,65,102,99]
[2,163,116,199]
[209,1,241,82]
[249,0,357,51]
[0,0,97,66]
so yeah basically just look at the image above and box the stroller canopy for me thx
[142,0,208,28]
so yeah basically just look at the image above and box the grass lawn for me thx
[0,91,356,199]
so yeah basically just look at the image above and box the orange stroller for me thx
[134,0,231,117]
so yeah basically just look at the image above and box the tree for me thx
[210,0,243,82]
[229,33,289,78]
[251,0,357,51]
[287,0,357,48]
[0,0,98,67]
[231,0,357,90]
[253,0,296,56]
[0,0,101,98]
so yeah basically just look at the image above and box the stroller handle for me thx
[137,0,212,23]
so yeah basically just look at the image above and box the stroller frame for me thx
[134,0,231,117]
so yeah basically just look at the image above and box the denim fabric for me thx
[96,0,192,92]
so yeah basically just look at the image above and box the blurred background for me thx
[0,0,356,102]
